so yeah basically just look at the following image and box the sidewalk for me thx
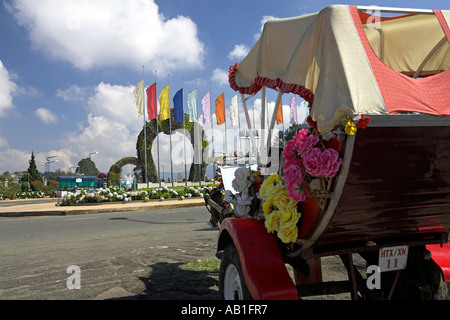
[0,197,206,218]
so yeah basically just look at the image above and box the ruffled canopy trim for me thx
[228,63,318,131]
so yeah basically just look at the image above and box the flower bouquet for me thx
[227,113,370,245]
[225,167,263,219]
[259,128,343,244]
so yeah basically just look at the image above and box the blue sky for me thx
[0,0,449,178]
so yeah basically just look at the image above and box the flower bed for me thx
[59,185,215,206]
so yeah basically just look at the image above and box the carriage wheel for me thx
[219,242,252,300]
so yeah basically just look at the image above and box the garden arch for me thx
[108,110,209,184]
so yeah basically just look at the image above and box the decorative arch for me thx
[137,109,209,183]
[108,156,143,183]
[108,110,209,185]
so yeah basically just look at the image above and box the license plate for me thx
[378,245,409,272]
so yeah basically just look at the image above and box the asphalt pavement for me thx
[0,197,206,218]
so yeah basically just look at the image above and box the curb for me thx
[0,199,206,218]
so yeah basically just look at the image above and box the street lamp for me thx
[161,164,165,183]
[88,152,98,176]
[45,155,60,181]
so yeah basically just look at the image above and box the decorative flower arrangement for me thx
[283,129,342,203]
[225,167,263,218]
[344,114,371,135]
[258,174,300,243]
[227,113,370,245]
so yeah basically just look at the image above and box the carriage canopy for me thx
[229,5,450,133]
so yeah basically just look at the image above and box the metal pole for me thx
[156,71,161,187]
[142,66,148,188]
[168,74,174,187]
[196,80,201,186]
[182,77,187,186]
[209,83,215,183]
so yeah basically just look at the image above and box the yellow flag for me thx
[159,84,170,120]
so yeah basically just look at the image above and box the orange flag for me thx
[276,98,283,124]
[215,93,225,125]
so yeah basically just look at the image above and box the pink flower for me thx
[284,160,304,184]
[294,131,319,158]
[286,179,309,202]
[302,148,322,176]
[283,139,297,160]
[319,149,342,177]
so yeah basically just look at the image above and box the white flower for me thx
[223,191,235,203]
[235,202,251,218]
[232,167,254,193]
[238,191,254,205]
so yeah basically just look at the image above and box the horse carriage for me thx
[204,5,450,300]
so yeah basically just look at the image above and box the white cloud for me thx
[228,44,250,61]
[35,108,57,124]
[0,148,30,173]
[64,113,138,173]
[55,84,89,102]
[0,60,17,117]
[53,82,142,173]
[6,0,205,71]
[0,134,8,148]
[87,82,139,129]
[211,68,228,86]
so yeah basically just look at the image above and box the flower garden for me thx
[59,185,214,206]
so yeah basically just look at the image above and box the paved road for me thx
[0,206,220,300]
[0,198,57,207]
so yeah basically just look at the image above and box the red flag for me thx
[146,83,157,120]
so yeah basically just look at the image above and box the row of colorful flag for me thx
[133,80,301,126]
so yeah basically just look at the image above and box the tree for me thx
[27,152,42,182]
[76,158,99,176]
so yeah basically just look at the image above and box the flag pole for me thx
[142,66,148,188]
[238,94,241,159]
[182,77,187,186]
[209,82,215,184]
[156,70,161,187]
[223,84,228,162]
[197,80,201,186]
[168,74,174,187]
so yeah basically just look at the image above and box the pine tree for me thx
[27,151,42,182]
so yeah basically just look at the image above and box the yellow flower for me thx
[259,174,283,200]
[273,189,297,212]
[345,119,357,135]
[260,173,302,244]
[262,198,274,216]
[280,207,301,229]
[278,208,301,243]
[264,210,283,233]
[278,223,299,243]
